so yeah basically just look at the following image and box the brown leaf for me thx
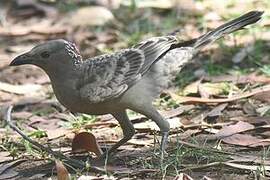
[207,103,228,117]
[55,160,70,180]
[222,134,270,147]
[72,132,103,157]
[253,90,270,103]
[162,105,195,119]
[174,173,194,180]
[230,116,270,126]
[215,121,254,138]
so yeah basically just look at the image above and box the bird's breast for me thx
[50,81,124,115]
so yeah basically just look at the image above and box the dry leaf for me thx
[253,90,270,102]
[69,6,114,26]
[0,81,41,95]
[162,105,195,119]
[215,121,254,138]
[46,129,72,140]
[134,118,183,132]
[72,132,103,157]
[222,134,270,147]
[204,73,270,84]
[207,103,228,117]
[182,80,200,95]
[223,162,270,171]
[201,82,233,96]
[55,160,70,180]
[171,84,270,104]
[174,173,194,180]
[198,83,210,98]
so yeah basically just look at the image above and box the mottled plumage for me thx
[10,11,263,159]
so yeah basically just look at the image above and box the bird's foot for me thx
[160,131,169,162]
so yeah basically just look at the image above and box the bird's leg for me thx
[100,110,135,159]
[130,105,170,161]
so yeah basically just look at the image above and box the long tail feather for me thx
[193,11,263,49]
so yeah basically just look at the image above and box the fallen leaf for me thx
[182,82,234,97]
[222,134,270,147]
[134,118,183,132]
[253,90,270,102]
[46,129,72,140]
[12,111,33,120]
[201,82,233,96]
[182,80,200,95]
[69,6,114,27]
[0,169,18,180]
[162,105,195,119]
[0,81,41,95]
[223,162,270,171]
[0,159,26,176]
[55,160,70,180]
[170,129,201,140]
[204,73,270,84]
[215,121,255,138]
[134,120,160,132]
[198,83,210,98]
[207,103,228,117]
[242,101,257,115]
[171,84,270,104]
[230,116,270,126]
[174,173,194,180]
[0,152,12,163]
[72,132,103,157]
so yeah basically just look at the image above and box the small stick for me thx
[5,106,105,173]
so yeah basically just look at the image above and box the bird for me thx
[10,11,263,159]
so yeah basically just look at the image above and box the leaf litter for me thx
[0,0,270,179]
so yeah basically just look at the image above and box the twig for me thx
[181,162,222,171]
[170,84,270,103]
[5,106,105,173]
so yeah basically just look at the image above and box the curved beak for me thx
[10,53,33,66]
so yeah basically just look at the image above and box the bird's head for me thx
[10,39,82,70]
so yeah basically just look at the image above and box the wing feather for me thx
[78,35,179,103]
[78,49,145,103]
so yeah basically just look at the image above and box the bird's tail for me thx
[193,11,263,49]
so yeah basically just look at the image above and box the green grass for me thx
[66,113,97,129]
[130,137,229,178]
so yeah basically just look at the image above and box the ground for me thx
[0,0,270,179]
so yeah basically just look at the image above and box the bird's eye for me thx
[40,51,50,58]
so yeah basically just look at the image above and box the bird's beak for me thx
[10,52,33,66]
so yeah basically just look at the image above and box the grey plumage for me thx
[10,11,263,159]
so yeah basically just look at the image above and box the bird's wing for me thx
[78,49,145,103]
[78,36,179,103]
[133,36,178,74]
